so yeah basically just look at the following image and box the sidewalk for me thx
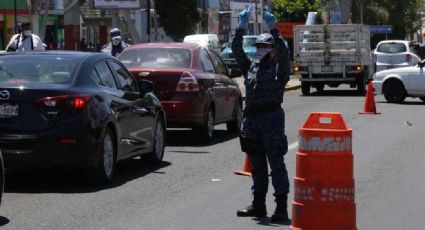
[234,75,301,98]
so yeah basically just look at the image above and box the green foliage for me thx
[271,0,322,22]
[352,0,425,40]
[155,0,200,41]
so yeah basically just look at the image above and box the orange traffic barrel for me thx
[291,112,356,230]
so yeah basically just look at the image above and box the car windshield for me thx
[377,43,407,53]
[0,57,76,84]
[226,37,257,48]
[243,37,257,47]
[119,48,192,68]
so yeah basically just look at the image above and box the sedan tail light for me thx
[176,72,199,92]
[35,94,91,119]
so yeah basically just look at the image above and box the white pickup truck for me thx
[293,24,372,95]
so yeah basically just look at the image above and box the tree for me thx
[155,0,200,41]
[272,0,322,22]
[352,0,424,40]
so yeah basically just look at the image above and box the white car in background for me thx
[372,61,425,103]
[373,40,420,73]
[183,34,221,54]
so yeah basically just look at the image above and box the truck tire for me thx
[301,82,310,95]
[315,83,324,92]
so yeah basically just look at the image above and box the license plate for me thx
[321,66,334,72]
[0,104,19,117]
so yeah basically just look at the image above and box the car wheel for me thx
[146,118,165,163]
[93,128,116,184]
[315,83,324,92]
[384,80,406,103]
[226,102,242,132]
[301,82,310,95]
[196,109,214,141]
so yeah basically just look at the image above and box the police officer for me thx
[101,28,129,57]
[233,6,291,223]
[6,22,45,52]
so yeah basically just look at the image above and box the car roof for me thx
[128,42,201,50]
[184,34,218,39]
[243,35,258,38]
[377,40,409,45]
[0,51,109,60]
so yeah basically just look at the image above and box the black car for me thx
[0,52,166,183]
[0,149,3,206]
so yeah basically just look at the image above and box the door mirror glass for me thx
[229,68,243,78]
[139,80,154,96]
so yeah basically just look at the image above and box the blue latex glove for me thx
[238,5,251,29]
[264,8,276,29]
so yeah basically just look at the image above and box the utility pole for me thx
[147,0,150,42]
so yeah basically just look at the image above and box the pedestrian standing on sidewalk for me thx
[6,22,45,52]
[233,6,291,223]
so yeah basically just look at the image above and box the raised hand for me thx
[263,7,276,29]
[238,5,252,29]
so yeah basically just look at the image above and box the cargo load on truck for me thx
[293,22,372,95]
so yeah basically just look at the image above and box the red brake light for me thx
[36,95,91,110]
[73,97,87,109]
[176,72,199,92]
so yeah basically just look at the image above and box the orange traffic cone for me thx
[234,154,252,176]
[291,112,356,230]
[359,82,380,114]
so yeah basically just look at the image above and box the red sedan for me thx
[119,43,243,141]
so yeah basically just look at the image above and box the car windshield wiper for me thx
[0,67,15,78]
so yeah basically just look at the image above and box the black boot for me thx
[270,194,289,222]
[236,194,267,217]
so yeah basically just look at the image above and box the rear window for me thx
[377,43,407,53]
[120,48,191,68]
[0,57,76,84]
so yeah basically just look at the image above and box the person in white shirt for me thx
[6,22,45,52]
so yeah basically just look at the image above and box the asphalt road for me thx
[1,86,425,230]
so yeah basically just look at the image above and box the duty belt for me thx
[244,103,281,116]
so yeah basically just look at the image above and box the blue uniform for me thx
[232,28,290,197]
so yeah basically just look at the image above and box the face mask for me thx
[256,48,272,60]
[23,30,32,37]
[112,38,121,46]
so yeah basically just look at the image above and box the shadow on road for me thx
[302,89,365,97]
[376,101,425,105]
[0,216,10,227]
[4,159,171,194]
[253,216,292,227]
[166,129,238,147]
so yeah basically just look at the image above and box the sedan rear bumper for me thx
[161,100,206,127]
[0,133,98,169]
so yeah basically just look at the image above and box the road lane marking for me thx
[289,142,299,151]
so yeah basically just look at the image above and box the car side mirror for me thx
[229,68,243,78]
[139,80,154,96]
